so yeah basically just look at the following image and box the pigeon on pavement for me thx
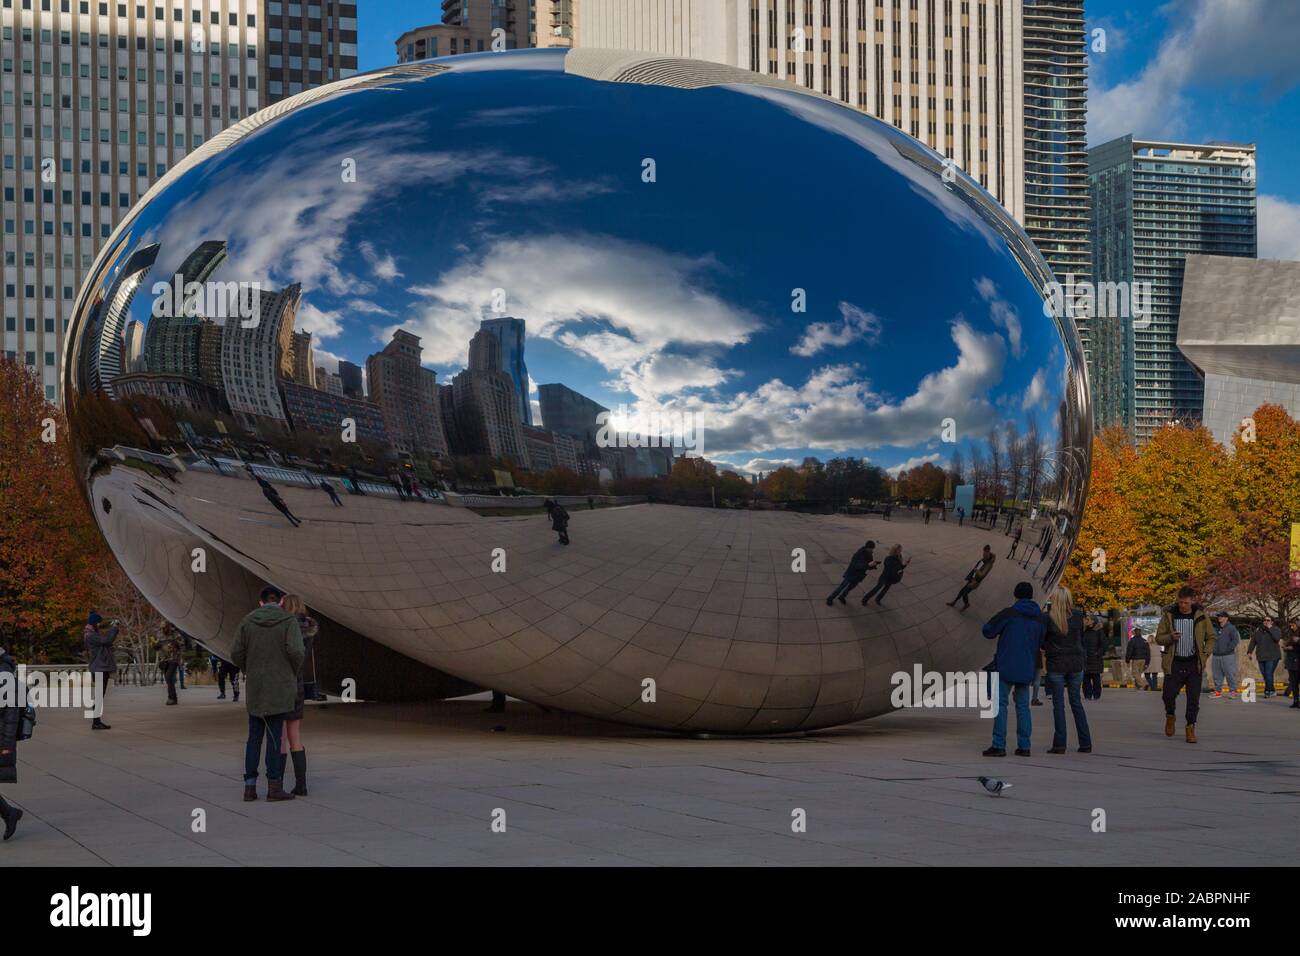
[978,775,1012,796]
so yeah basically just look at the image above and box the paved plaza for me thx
[3,680,1297,866]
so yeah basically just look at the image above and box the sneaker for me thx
[92,719,111,730]
[217,692,226,700]
[1047,746,1066,754]
[982,747,1006,757]
[1014,748,1031,757]
[1213,691,1221,698]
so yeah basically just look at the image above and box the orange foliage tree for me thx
[0,359,109,661]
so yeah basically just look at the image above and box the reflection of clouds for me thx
[297,301,343,338]
[402,233,762,387]
[458,105,565,127]
[886,453,941,478]
[346,298,395,316]
[136,116,605,341]
[633,319,1004,458]
[1022,367,1048,411]
[974,276,1024,358]
[716,457,801,476]
[791,302,882,357]
[359,241,403,281]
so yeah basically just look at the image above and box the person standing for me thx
[1041,586,1091,754]
[1080,615,1106,700]
[981,581,1047,757]
[1144,629,1163,691]
[1283,621,1300,709]
[545,499,571,545]
[957,506,965,527]
[860,544,910,607]
[155,629,183,705]
[947,545,996,611]
[1155,586,1215,743]
[1007,525,1022,559]
[0,644,25,840]
[83,611,118,731]
[278,594,318,797]
[230,586,304,802]
[826,540,879,605]
[216,656,240,702]
[1123,626,1150,689]
[254,473,301,527]
[1246,616,1283,698]
[1209,611,1241,698]
[922,504,931,525]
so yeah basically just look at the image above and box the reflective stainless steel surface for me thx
[65,49,1090,734]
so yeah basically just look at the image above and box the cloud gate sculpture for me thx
[65,49,1090,734]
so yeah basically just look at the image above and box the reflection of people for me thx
[1155,586,1215,743]
[254,474,301,527]
[957,507,965,527]
[860,545,909,606]
[545,499,570,545]
[83,611,117,731]
[826,540,878,605]
[982,581,1047,757]
[319,479,343,507]
[922,504,931,524]
[231,586,304,802]
[485,690,506,714]
[947,546,995,611]
[1007,525,1022,559]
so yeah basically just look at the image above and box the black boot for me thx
[1,797,22,841]
[290,749,308,796]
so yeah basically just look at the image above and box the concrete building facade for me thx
[365,328,449,458]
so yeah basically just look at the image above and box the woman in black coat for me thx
[0,646,24,840]
[1080,616,1107,700]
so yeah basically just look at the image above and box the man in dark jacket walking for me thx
[0,645,25,840]
[1155,586,1216,743]
[83,611,117,730]
[981,582,1047,757]
[1081,616,1107,700]
[155,629,184,705]
[252,472,301,527]
[860,545,910,606]
[1124,626,1151,689]
[826,540,879,605]
[230,587,305,802]
[1246,616,1283,698]
[545,499,571,545]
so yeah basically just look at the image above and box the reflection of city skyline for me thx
[80,235,679,485]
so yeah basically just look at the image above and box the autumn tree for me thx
[0,359,108,661]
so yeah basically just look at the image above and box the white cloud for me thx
[359,242,403,281]
[886,453,941,478]
[347,298,395,316]
[1088,0,1300,145]
[1259,195,1300,262]
[296,301,344,339]
[974,276,1023,358]
[791,301,883,357]
[1022,367,1048,411]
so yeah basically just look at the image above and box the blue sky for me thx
[359,0,1300,262]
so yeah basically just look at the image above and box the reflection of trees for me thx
[756,457,886,506]
[70,389,150,457]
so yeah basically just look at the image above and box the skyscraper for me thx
[289,329,315,387]
[556,0,1027,219]
[479,316,531,426]
[1089,136,1257,440]
[1021,1,1088,288]
[365,329,449,458]
[338,359,363,398]
[141,239,228,378]
[537,381,607,456]
[220,281,300,426]
[1,2,356,404]
[452,328,531,467]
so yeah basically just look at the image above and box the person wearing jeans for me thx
[981,581,1047,757]
[230,586,304,802]
[1041,586,1092,753]
[1247,616,1283,698]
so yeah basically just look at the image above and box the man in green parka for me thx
[231,586,304,802]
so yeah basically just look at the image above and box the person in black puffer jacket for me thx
[1042,587,1092,753]
[0,646,25,840]
[1081,615,1107,700]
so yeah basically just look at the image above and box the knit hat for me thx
[88,611,103,626]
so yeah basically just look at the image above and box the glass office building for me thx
[1088,135,1257,440]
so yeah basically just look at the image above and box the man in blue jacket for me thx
[982,581,1048,757]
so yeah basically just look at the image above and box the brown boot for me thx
[243,784,258,802]
[1185,723,1197,744]
[1164,714,1175,737]
[266,779,295,802]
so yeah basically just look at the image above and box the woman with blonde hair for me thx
[1041,585,1092,754]
[278,594,318,796]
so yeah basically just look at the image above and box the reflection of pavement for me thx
[94,466,1064,734]
[5,684,1295,865]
